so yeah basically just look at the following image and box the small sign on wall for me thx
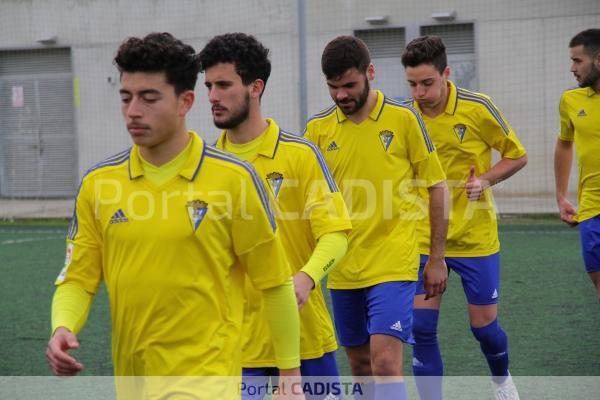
[12,86,24,108]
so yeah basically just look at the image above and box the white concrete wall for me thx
[1,0,598,211]
[0,0,300,179]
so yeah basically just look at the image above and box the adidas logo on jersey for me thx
[412,357,424,367]
[492,289,498,299]
[577,109,587,117]
[327,141,340,151]
[109,209,128,224]
[390,321,403,332]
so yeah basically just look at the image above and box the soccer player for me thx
[401,36,527,400]
[45,32,303,399]
[304,36,449,400]
[198,32,352,400]
[554,28,600,301]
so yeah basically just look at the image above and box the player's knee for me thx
[412,308,439,345]
[470,319,507,350]
[347,351,372,376]
[371,352,402,376]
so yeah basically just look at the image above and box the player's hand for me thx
[557,197,578,226]
[46,327,84,376]
[465,165,489,201]
[293,272,315,309]
[274,368,306,400]
[423,256,448,300]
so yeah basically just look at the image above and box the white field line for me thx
[1,236,62,245]
[0,229,64,234]
[498,229,577,235]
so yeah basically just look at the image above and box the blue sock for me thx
[471,319,509,382]
[413,308,443,400]
[374,382,407,400]
[354,382,375,400]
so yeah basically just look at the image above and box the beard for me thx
[336,78,370,115]
[213,92,251,129]
[579,63,600,88]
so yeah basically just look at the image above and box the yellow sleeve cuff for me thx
[51,282,93,336]
[301,232,348,286]
[262,278,301,369]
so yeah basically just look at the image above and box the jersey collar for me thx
[128,131,206,181]
[445,80,459,115]
[410,80,458,116]
[586,86,597,97]
[215,118,282,159]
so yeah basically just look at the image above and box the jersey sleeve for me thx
[55,176,103,294]
[301,146,352,240]
[405,107,447,188]
[559,92,574,141]
[303,121,318,144]
[233,167,291,290]
[475,97,527,159]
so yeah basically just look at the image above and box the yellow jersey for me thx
[559,86,600,223]
[406,81,526,256]
[216,119,352,366]
[304,90,446,288]
[56,131,290,377]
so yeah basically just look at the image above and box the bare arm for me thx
[423,181,449,299]
[465,155,528,201]
[554,138,577,226]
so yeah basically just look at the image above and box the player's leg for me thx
[300,351,344,400]
[579,215,600,300]
[366,281,416,400]
[413,255,445,400]
[455,253,519,399]
[241,367,278,400]
[589,271,600,300]
[330,288,374,399]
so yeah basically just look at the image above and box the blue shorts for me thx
[330,281,416,347]
[241,351,341,400]
[416,253,500,305]
[579,215,600,273]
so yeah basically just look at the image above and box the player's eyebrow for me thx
[119,88,162,96]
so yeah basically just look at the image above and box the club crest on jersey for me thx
[186,199,208,232]
[379,130,394,152]
[266,172,284,198]
[453,124,467,143]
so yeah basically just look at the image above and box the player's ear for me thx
[178,90,195,116]
[250,79,265,100]
[366,63,375,81]
[443,66,450,79]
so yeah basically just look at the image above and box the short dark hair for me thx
[198,33,271,90]
[321,36,371,80]
[401,35,447,74]
[113,32,200,94]
[569,29,600,57]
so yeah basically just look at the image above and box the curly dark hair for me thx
[113,32,201,94]
[198,33,271,95]
[401,35,447,74]
[321,36,371,80]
